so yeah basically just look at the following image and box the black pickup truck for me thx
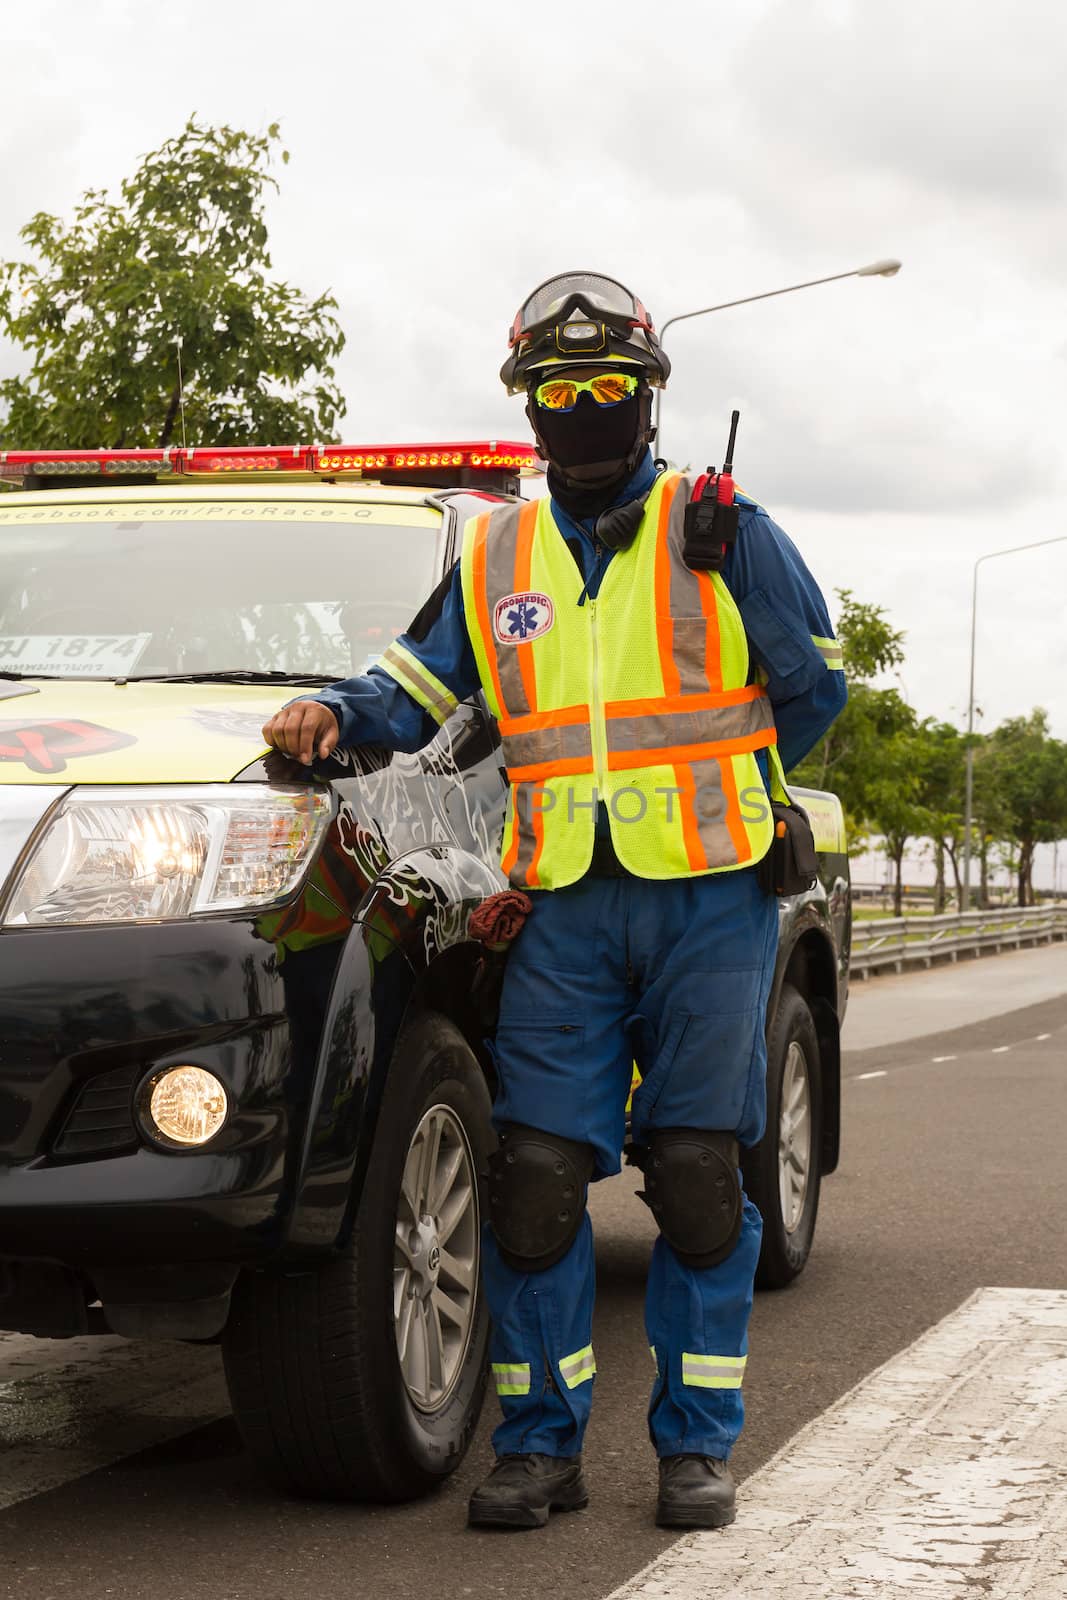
[0,444,850,1504]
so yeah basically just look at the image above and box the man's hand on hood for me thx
[262,701,340,765]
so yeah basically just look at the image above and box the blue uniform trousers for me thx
[483,867,778,1460]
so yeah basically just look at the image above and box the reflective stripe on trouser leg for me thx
[492,1363,531,1397]
[483,1213,597,1459]
[682,1353,747,1389]
[646,1198,763,1459]
[558,1345,596,1390]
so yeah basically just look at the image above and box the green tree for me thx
[913,720,966,911]
[0,118,344,450]
[972,733,1013,908]
[789,588,913,833]
[977,710,1067,906]
[866,727,925,917]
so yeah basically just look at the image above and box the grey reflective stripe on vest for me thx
[604,695,774,757]
[500,719,594,774]
[665,488,725,695]
[509,798,541,886]
[483,501,533,717]
[483,499,566,885]
[681,757,737,868]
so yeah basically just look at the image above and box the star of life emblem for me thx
[493,591,555,644]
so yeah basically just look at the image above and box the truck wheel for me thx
[222,1010,492,1501]
[744,983,823,1290]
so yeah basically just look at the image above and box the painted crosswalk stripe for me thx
[608,1287,1067,1599]
[0,1331,228,1513]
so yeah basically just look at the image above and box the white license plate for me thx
[0,634,150,677]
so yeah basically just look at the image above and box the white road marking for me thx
[992,1045,1012,1053]
[1036,1033,1051,1041]
[0,1330,228,1512]
[856,1071,887,1080]
[931,1054,957,1062]
[609,1288,1067,1599]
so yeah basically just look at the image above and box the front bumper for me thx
[0,915,323,1274]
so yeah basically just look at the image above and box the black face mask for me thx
[527,388,651,521]
[533,390,640,471]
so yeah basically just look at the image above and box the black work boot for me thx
[468,1453,589,1530]
[656,1455,736,1529]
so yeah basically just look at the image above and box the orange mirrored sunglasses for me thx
[532,372,640,411]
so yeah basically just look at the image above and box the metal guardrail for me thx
[851,903,1067,977]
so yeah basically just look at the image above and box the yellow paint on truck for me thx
[797,792,847,854]
[0,681,287,784]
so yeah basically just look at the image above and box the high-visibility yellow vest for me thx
[456,470,784,889]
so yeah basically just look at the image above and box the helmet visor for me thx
[511,273,651,345]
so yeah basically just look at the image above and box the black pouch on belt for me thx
[757,801,819,897]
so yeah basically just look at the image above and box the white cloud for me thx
[0,0,1065,746]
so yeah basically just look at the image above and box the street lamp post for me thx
[652,259,901,462]
[961,535,1067,910]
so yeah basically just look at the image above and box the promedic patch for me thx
[493,591,555,644]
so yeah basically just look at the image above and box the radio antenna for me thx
[174,337,188,450]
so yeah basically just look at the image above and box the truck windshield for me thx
[0,499,440,680]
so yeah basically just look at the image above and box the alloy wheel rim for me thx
[778,1041,812,1235]
[393,1103,479,1412]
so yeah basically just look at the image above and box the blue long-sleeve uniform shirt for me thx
[312,451,846,776]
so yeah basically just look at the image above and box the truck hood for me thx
[0,680,287,784]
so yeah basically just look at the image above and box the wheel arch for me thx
[285,845,500,1257]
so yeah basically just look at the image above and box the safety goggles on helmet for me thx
[509,272,655,349]
[500,270,671,395]
[532,372,640,411]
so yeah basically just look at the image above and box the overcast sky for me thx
[2,0,1065,799]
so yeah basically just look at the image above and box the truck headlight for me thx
[3,784,332,926]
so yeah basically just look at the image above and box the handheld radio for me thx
[683,409,741,572]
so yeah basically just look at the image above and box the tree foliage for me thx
[863,727,925,916]
[789,589,913,831]
[791,592,1067,908]
[974,710,1067,905]
[913,720,965,911]
[0,118,345,449]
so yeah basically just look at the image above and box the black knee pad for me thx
[638,1129,742,1268]
[487,1124,595,1272]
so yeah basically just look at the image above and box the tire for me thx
[743,983,823,1291]
[222,1010,492,1501]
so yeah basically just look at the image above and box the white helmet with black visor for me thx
[500,271,671,395]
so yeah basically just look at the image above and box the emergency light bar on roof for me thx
[0,442,542,491]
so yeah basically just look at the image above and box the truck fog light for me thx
[145,1066,228,1148]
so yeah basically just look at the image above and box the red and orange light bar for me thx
[0,442,543,483]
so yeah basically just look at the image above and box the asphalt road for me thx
[2,948,1065,1600]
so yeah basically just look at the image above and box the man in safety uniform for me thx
[263,272,847,1532]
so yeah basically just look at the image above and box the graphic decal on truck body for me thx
[0,719,137,774]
